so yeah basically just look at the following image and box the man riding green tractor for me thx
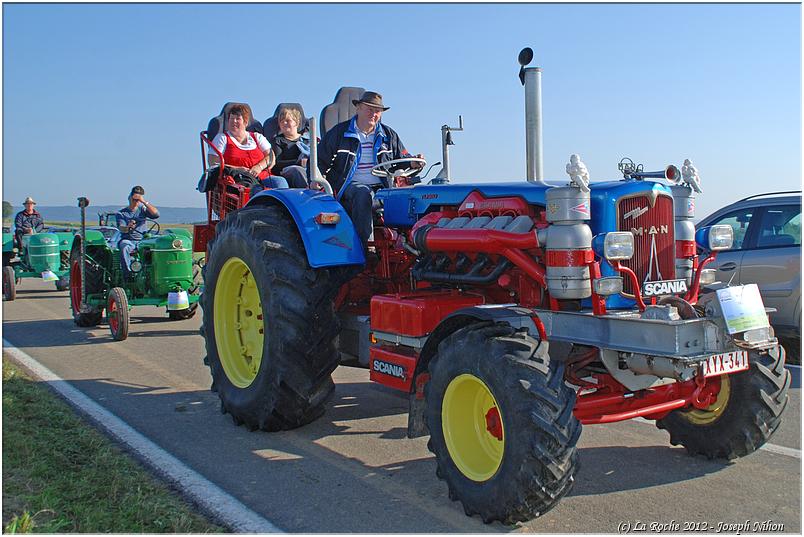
[69,188,202,341]
[2,196,75,300]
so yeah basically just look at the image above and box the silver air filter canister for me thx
[539,186,593,299]
[670,184,696,285]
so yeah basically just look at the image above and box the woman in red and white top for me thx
[208,104,288,189]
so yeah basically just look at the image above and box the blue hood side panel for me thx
[377,182,552,227]
[247,189,365,268]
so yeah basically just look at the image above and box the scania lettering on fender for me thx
[373,359,407,380]
[642,279,689,297]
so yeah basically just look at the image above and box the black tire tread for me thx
[656,345,790,459]
[3,265,16,301]
[69,244,103,327]
[107,287,130,341]
[425,321,581,524]
[200,205,342,432]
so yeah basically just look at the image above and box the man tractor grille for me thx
[617,193,675,295]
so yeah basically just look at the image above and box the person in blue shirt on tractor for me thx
[116,185,159,279]
[317,91,424,249]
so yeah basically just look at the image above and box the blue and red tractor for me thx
[193,50,790,524]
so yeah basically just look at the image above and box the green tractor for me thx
[2,225,76,301]
[69,197,202,341]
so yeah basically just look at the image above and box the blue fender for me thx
[247,189,366,268]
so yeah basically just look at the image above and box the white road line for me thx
[2,340,283,533]
[632,417,801,459]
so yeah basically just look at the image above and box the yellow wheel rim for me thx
[213,257,265,388]
[681,375,731,425]
[442,374,504,482]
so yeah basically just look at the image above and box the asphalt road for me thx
[3,280,801,533]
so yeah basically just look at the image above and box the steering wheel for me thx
[145,219,160,235]
[370,158,427,181]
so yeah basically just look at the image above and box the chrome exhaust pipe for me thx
[519,48,545,184]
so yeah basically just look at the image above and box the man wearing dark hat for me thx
[317,90,424,249]
[116,185,159,279]
[14,196,45,247]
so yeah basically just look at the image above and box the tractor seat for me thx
[320,86,365,135]
[262,103,309,141]
[206,102,263,140]
[199,102,263,193]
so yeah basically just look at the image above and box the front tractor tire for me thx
[107,287,130,341]
[657,345,790,459]
[425,321,581,524]
[201,205,342,431]
[3,265,16,301]
[69,244,103,327]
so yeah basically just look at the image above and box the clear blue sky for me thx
[3,3,801,218]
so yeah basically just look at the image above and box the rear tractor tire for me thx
[3,265,16,301]
[425,321,581,524]
[200,205,343,431]
[69,245,103,327]
[657,345,790,459]
[107,287,130,341]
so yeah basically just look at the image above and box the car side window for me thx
[709,208,755,250]
[756,205,801,248]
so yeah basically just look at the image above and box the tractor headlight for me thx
[130,260,143,273]
[696,225,733,251]
[593,232,634,261]
[593,276,623,296]
[700,268,717,285]
[172,239,183,249]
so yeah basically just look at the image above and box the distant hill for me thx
[28,205,208,225]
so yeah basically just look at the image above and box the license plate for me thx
[701,351,749,378]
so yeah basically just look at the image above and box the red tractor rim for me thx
[108,295,119,333]
[70,259,82,314]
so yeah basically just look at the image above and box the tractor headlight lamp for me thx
[696,225,733,251]
[593,276,623,296]
[593,232,634,261]
[700,268,717,285]
[130,260,143,273]
[172,239,183,249]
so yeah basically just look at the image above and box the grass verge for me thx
[2,359,224,533]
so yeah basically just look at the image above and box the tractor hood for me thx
[377,179,673,228]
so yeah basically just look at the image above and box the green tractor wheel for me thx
[55,275,70,292]
[69,244,103,327]
[3,265,16,301]
[656,345,790,459]
[168,257,203,321]
[107,287,130,341]
[425,321,581,524]
[200,205,342,431]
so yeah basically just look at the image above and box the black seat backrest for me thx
[320,87,365,135]
[262,103,309,141]
[206,102,263,139]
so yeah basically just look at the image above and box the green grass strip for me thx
[2,360,224,533]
